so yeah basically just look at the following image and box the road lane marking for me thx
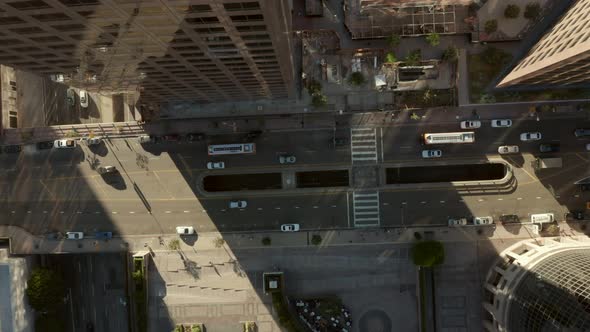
[440,201,445,204]
[536,196,541,199]
[43,211,48,214]
[165,211,171,213]
[27,211,31,214]
[257,208,263,210]
[313,206,318,208]
[129,211,135,214]
[420,201,426,204]
[517,197,523,200]
[112,211,118,214]
[183,210,190,213]
[275,207,281,210]
[383,202,390,206]
[497,198,503,201]
[477,199,484,202]
[39,179,57,200]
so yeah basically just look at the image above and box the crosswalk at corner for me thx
[352,191,380,227]
[351,128,377,163]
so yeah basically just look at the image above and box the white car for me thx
[520,132,542,141]
[460,120,481,129]
[448,218,467,226]
[279,155,296,164]
[207,161,225,169]
[474,216,494,225]
[66,231,84,239]
[54,139,77,149]
[422,149,442,158]
[281,224,300,232]
[229,200,247,209]
[176,226,195,235]
[491,119,512,128]
[80,90,89,108]
[498,145,519,154]
[81,136,102,146]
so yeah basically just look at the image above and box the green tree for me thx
[425,32,440,46]
[386,33,401,48]
[385,52,397,63]
[404,49,422,66]
[26,268,65,312]
[484,19,498,34]
[412,241,445,267]
[524,3,541,20]
[504,4,520,18]
[480,47,511,65]
[441,46,459,62]
[307,79,322,95]
[311,93,327,107]
[348,72,365,86]
[168,239,180,250]
[311,235,322,245]
[262,237,271,246]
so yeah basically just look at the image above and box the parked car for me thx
[94,232,112,240]
[66,231,84,239]
[474,216,494,225]
[498,145,519,154]
[66,88,75,106]
[137,135,155,144]
[79,90,89,108]
[207,161,225,169]
[500,214,520,224]
[422,149,442,158]
[567,210,585,221]
[586,143,590,151]
[460,120,481,129]
[54,139,77,149]
[280,224,300,232]
[574,128,590,138]
[448,218,468,226]
[81,136,102,146]
[229,200,247,209]
[97,165,117,174]
[491,119,512,128]
[520,132,542,141]
[539,143,560,153]
[162,134,180,141]
[185,133,205,141]
[2,145,21,153]
[176,226,195,235]
[246,130,263,140]
[279,155,296,164]
[36,141,54,150]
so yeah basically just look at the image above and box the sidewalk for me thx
[2,221,587,255]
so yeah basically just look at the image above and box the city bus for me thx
[208,143,256,155]
[422,132,475,145]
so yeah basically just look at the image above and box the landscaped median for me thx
[132,255,148,332]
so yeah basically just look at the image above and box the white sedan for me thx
[498,145,519,154]
[54,139,77,149]
[65,231,84,239]
[176,226,195,235]
[460,120,481,129]
[207,161,225,169]
[280,224,300,232]
[491,119,512,128]
[520,132,542,141]
[422,150,442,158]
[474,216,494,225]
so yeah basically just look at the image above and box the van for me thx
[530,213,554,224]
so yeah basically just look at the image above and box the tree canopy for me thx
[412,241,445,267]
[26,268,65,312]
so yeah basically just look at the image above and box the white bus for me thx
[208,143,256,155]
[423,132,475,145]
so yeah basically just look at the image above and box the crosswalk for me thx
[352,191,380,227]
[351,128,378,163]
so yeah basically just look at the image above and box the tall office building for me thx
[482,237,590,331]
[0,0,294,103]
[497,0,590,88]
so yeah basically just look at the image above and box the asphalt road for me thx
[2,116,590,235]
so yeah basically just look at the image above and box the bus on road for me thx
[208,143,256,155]
[423,132,475,145]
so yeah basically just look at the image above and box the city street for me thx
[1,114,590,236]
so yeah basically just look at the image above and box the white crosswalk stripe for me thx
[353,191,380,227]
[351,128,377,163]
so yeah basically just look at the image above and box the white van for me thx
[530,213,554,224]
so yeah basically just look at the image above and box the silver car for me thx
[279,155,296,164]
[474,216,494,225]
[498,145,519,154]
[66,231,84,239]
[422,150,442,158]
[520,132,542,141]
[448,218,467,226]
[491,119,512,128]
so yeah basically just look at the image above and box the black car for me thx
[246,130,263,139]
[569,210,585,220]
[2,145,21,153]
[500,214,520,224]
[36,141,54,150]
[539,143,560,153]
[185,133,205,141]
